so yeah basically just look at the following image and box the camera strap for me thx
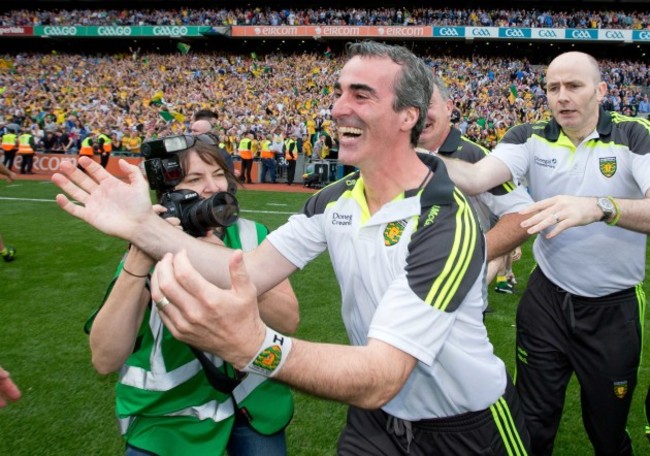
[189,346,242,394]
[190,347,256,425]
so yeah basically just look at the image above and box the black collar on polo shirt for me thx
[544,106,613,142]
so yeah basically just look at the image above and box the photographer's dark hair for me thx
[155,140,239,201]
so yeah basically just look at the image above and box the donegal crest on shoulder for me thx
[599,157,617,178]
[384,220,408,246]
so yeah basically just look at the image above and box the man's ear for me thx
[446,99,454,116]
[596,81,607,103]
[401,107,419,133]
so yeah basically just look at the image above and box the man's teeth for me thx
[339,127,363,136]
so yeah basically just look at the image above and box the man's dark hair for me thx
[345,41,433,147]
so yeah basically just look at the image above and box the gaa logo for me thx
[537,29,557,38]
[638,31,650,40]
[153,26,188,36]
[604,31,624,39]
[42,26,77,36]
[98,26,131,36]
[439,27,460,36]
[499,28,530,38]
[570,30,595,39]
[471,28,491,37]
[505,28,525,38]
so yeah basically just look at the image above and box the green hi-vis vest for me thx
[2,133,17,151]
[86,219,293,455]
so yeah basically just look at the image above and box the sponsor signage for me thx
[531,28,562,39]
[599,30,631,41]
[34,26,215,37]
[467,27,498,38]
[24,25,645,43]
[0,26,33,36]
[633,30,650,41]
[36,26,79,36]
[375,26,430,37]
[4,152,141,180]
[231,25,431,38]
[498,27,531,39]
[313,25,362,37]
[565,29,598,40]
[432,26,465,38]
[89,26,134,37]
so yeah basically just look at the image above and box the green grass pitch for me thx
[0,179,648,455]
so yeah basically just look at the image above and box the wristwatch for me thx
[596,197,615,222]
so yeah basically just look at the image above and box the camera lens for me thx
[184,192,239,235]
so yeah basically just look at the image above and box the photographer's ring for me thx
[553,213,560,224]
[156,296,171,311]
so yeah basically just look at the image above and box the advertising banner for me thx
[231,25,432,38]
[0,26,33,36]
[3,152,142,180]
[33,26,220,37]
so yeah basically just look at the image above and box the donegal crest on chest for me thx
[599,156,617,178]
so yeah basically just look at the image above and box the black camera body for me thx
[158,189,239,238]
[142,135,239,237]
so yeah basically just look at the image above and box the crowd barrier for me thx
[0,152,143,179]
[0,152,331,184]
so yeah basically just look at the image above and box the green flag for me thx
[159,110,175,122]
[251,52,258,60]
[509,83,518,98]
[177,42,191,55]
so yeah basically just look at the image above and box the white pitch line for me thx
[0,196,297,215]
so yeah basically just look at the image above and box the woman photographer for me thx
[86,137,299,456]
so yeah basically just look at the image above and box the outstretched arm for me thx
[152,250,416,409]
[519,190,650,238]
[52,158,296,294]
[438,155,512,196]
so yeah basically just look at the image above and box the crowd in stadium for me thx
[0,49,648,155]
[1,6,650,29]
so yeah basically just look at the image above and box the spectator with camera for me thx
[86,134,298,456]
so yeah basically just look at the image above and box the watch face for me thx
[598,198,614,212]
[597,197,614,221]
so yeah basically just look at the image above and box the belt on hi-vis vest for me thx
[79,146,95,156]
[18,144,34,154]
[260,150,274,159]
[239,150,253,160]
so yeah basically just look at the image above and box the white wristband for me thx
[242,327,292,378]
